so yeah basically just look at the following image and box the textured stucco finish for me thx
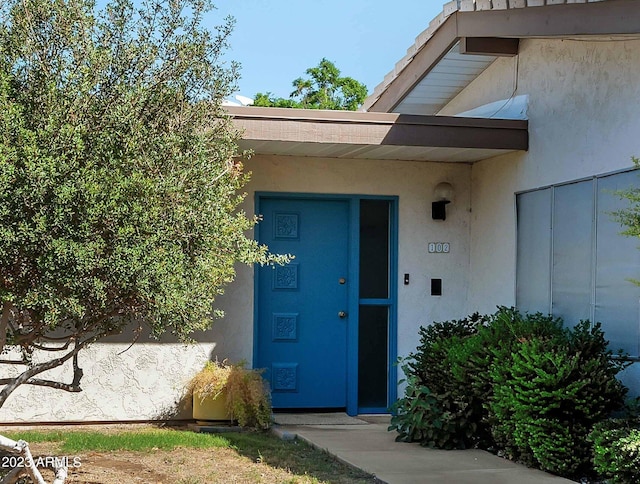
[1,341,215,422]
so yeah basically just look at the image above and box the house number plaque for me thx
[428,242,450,253]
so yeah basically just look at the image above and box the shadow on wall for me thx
[97,323,219,421]
[152,343,256,422]
[154,390,194,421]
[151,346,238,421]
[100,320,220,344]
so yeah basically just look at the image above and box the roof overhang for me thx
[365,0,640,115]
[227,106,528,163]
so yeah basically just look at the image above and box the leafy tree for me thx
[253,58,368,111]
[0,0,286,411]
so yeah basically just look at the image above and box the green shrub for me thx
[590,418,640,483]
[390,357,477,449]
[391,307,629,481]
[448,308,567,450]
[406,312,487,383]
[389,313,486,449]
[390,309,568,450]
[477,309,567,460]
[489,321,628,477]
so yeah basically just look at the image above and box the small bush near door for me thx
[389,307,630,480]
[389,313,487,449]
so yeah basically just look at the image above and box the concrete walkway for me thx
[273,416,574,484]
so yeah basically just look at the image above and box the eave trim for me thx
[366,0,639,114]
[227,106,528,152]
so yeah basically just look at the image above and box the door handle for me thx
[338,311,348,319]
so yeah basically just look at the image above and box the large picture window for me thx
[516,170,640,356]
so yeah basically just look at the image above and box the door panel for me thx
[257,198,350,408]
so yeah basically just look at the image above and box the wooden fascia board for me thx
[460,37,519,57]
[457,0,640,38]
[381,120,528,150]
[231,111,528,151]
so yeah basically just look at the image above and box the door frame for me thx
[253,192,398,415]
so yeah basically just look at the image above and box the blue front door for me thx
[256,197,350,408]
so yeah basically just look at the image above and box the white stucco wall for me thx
[1,339,215,422]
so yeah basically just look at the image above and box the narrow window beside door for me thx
[358,199,391,409]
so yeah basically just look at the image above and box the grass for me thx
[2,427,377,483]
[3,428,229,452]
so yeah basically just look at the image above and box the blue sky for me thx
[213,1,445,101]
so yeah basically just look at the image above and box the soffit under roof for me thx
[394,40,497,116]
[364,0,639,115]
[227,106,527,163]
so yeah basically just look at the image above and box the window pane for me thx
[595,172,640,356]
[359,200,390,299]
[516,189,552,313]
[552,181,594,324]
[358,306,388,408]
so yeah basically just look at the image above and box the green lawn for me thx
[1,427,378,484]
[3,428,228,452]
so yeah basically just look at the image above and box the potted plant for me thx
[187,359,272,429]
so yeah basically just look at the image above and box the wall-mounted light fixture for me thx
[432,182,454,221]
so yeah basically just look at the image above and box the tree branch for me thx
[116,325,142,355]
[0,359,28,365]
[0,330,110,407]
[31,340,72,352]
[0,378,81,392]
[11,318,45,346]
[0,301,13,355]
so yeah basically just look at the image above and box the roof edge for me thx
[225,106,528,130]
[364,0,636,113]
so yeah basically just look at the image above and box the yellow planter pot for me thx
[192,389,232,423]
